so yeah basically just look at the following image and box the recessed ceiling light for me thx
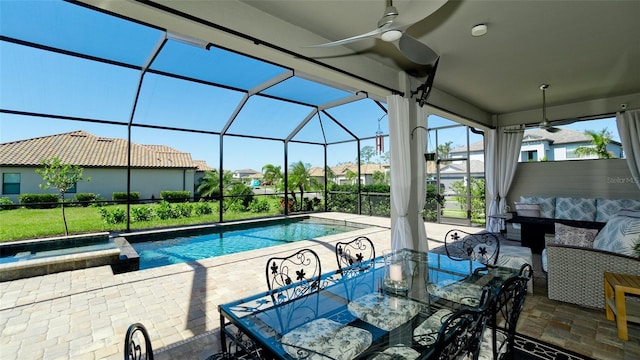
[471,24,488,37]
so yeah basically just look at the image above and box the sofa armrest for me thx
[546,243,640,309]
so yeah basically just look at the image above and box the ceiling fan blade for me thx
[305,27,386,48]
[397,33,438,65]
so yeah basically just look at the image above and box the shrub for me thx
[193,200,213,215]
[18,193,60,209]
[160,190,191,203]
[250,197,271,213]
[91,194,107,207]
[131,206,154,222]
[0,197,15,210]
[98,207,126,224]
[225,183,254,210]
[112,192,140,203]
[75,192,96,207]
[155,201,178,220]
[174,202,193,218]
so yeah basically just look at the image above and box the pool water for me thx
[131,219,359,269]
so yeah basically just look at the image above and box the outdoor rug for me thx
[514,333,596,360]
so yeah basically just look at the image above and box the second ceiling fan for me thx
[505,84,576,133]
[306,0,446,65]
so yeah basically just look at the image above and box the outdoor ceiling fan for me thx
[305,0,446,65]
[505,84,575,134]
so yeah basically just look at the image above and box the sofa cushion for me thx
[520,196,555,218]
[555,197,596,221]
[592,214,640,257]
[596,199,640,222]
[554,222,599,248]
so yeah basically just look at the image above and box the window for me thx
[2,173,21,194]
[522,150,537,162]
[67,182,77,194]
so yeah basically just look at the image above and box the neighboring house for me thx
[310,163,389,185]
[449,128,622,162]
[0,130,213,202]
[232,169,262,181]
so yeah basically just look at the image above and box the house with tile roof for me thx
[0,130,213,202]
[435,128,623,192]
[310,163,390,185]
[449,128,623,162]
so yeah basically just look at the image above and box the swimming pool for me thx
[128,218,361,269]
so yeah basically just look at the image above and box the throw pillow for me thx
[592,214,640,256]
[554,223,599,248]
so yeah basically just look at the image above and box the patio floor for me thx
[1,212,638,359]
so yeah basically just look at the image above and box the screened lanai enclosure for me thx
[0,1,413,230]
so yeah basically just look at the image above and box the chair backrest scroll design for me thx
[335,236,376,275]
[444,229,500,266]
[124,323,154,360]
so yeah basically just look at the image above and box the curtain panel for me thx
[416,104,429,252]
[388,95,413,250]
[485,126,524,232]
[616,109,640,191]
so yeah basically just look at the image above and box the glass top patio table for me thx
[218,249,520,360]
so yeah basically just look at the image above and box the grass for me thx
[0,203,283,242]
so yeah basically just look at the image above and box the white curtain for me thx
[616,109,640,190]
[416,104,429,252]
[388,95,413,250]
[485,126,524,232]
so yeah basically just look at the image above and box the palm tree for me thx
[437,141,453,159]
[261,164,282,187]
[574,128,614,159]
[288,161,318,211]
[196,170,233,198]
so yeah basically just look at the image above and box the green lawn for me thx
[0,204,282,242]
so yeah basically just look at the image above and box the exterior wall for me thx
[1,167,196,202]
[507,159,640,207]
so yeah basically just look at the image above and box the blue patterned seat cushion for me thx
[592,214,640,257]
[280,318,372,360]
[347,293,421,331]
[413,309,454,346]
[427,281,485,307]
[596,199,640,222]
[519,196,555,218]
[554,197,596,221]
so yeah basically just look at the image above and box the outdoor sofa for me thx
[505,196,640,308]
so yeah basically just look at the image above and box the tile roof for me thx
[0,130,209,169]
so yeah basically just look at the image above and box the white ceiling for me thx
[86,0,640,124]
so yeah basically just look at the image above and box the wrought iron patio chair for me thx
[427,306,489,360]
[479,263,532,360]
[335,236,376,275]
[267,248,373,359]
[124,323,154,360]
[445,229,500,266]
[266,248,322,304]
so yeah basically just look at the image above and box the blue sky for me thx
[0,0,621,172]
